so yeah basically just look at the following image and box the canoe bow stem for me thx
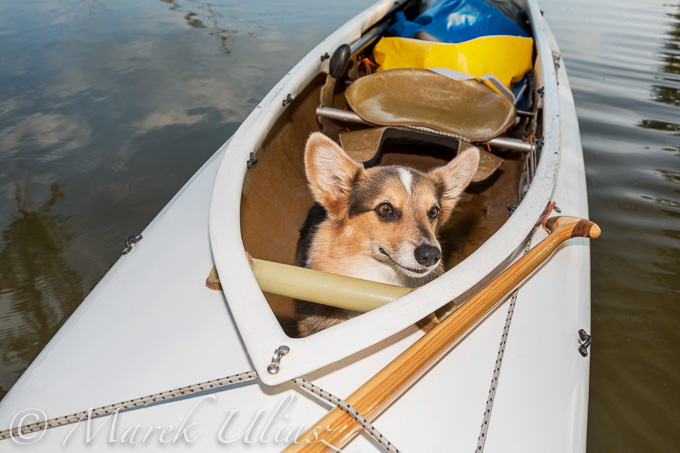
[284,216,600,453]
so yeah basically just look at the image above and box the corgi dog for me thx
[294,132,480,337]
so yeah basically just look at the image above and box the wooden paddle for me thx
[284,216,600,452]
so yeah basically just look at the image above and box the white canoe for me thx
[0,0,591,451]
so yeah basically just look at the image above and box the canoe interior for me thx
[240,76,526,336]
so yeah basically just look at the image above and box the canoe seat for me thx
[344,68,516,142]
[337,67,512,181]
[339,126,503,183]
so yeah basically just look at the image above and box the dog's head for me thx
[304,132,479,279]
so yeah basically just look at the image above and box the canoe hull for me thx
[0,0,590,451]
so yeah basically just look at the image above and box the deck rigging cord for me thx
[0,371,258,441]
[476,202,556,451]
[475,232,533,452]
[293,378,400,453]
[0,370,399,451]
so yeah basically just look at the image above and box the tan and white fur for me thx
[294,133,480,337]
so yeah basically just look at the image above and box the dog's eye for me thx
[376,203,393,217]
[428,206,440,219]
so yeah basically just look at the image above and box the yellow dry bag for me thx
[373,36,533,88]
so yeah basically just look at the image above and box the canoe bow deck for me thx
[0,0,591,451]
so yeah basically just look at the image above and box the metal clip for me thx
[507,202,519,214]
[578,329,592,357]
[552,50,561,85]
[267,345,290,374]
[122,234,143,255]
[247,152,259,169]
[282,94,294,107]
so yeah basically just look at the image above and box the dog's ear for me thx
[428,146,480,224]
[305,132,364,221]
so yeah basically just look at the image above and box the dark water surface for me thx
[0,0,370,396]
[542,0,680,450]
[0,0,678,450]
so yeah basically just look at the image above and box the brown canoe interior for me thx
[240,74,523,337]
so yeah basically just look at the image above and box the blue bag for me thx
[388,0,530,44]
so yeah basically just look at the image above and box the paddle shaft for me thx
[284,216,599,452]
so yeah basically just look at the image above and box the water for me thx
[541,0,680,450]
[0,0,678,450]
[0,0,371,396]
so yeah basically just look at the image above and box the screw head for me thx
[267,364,280,374]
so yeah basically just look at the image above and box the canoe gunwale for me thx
[209,0,562,386]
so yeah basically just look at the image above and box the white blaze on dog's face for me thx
[305,132,479,280]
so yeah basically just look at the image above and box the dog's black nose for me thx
[414,244,441,266]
